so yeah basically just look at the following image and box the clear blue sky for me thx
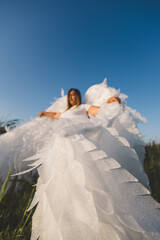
[0,0,160,142]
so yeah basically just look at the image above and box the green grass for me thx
[0,170,38,240]
[144,141,160,202]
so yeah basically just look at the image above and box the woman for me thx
[38,88,120,119]
[0,82,160,240]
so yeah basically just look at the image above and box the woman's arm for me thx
[87,106,100,116]
[88,97,121,116]
[38,111,61,119]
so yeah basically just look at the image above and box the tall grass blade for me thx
[0,165,13,202]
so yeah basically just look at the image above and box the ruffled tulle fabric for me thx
[0,79,160,240]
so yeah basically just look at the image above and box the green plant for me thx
[144,141,160,202]
[0,169,38,240]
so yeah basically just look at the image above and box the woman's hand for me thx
[38,112,45,117]
[88,96,121,117]
[107,97,121,104]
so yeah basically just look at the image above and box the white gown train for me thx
[0,79,160,240]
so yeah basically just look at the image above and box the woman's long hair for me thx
[67,88,82,110]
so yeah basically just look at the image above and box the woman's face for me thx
[68,90,77,106]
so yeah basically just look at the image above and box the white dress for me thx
[0,80,160,240]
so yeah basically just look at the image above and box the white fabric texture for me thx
[61,104,91,120]
[0,80,160,240]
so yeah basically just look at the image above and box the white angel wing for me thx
[85,78,147,168]
[46,95,67,113]
[84,78,128,106]
[46,88,67,113]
